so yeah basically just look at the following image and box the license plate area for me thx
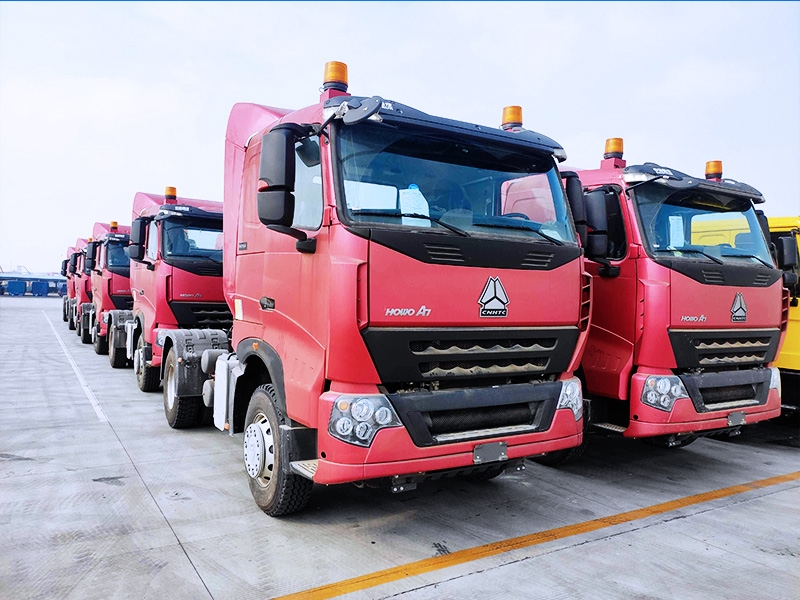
[473,441,508,465]
[727,411,746,427]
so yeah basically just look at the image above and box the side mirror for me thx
[68,254,77,274]
[129,218,149,263]
[258,126,298,228]
[584,189,608,261]
[561,172,586,247]
[128,244,145,262]
[60,259,68,277]
[776,235,798,269]
[84,241,99,273]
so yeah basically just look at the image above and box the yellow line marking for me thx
[276,471,800,600]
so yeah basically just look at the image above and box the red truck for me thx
[65,238,91,335]
[83,221,133,357]
[61,245,80,323]
[160,62,591,516]
[107,188,231,398]
[566,138,785,447]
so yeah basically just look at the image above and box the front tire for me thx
[163,348,202,428]
[62,297,68,322]
[244,384,313,517]
[108,327,128,368]
[68,306,76,331]
[134,334,160,392]
[80,316,92,344]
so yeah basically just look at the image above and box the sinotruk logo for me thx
[478,277,509,317]
[731,292,747,322]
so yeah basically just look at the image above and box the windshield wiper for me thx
[654,248,723,265]
[351,210,470,237]
[720,251,773,268]
[473,221,564,245]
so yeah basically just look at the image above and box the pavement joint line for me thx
[274,470,800,600]
[42,309,108,422]
[41,307,215,599]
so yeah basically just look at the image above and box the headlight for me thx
[641,376,688,412]
[328,394,402,447]
[769,367,781,394]
[556,377,583,421]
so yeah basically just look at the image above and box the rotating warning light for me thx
[323,61,348,92]
[501,105,523,130]
[604,138,624,159]
[705,160,723,180]
[110,221,118,231]
[165,186,177,204]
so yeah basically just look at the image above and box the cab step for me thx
[593,422,627,434]
[290,459,318,480]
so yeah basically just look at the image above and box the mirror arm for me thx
[267,225,317,254]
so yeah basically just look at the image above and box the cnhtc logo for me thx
[478,277,509,317]
[731,292,747,322]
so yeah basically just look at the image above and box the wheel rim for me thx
[165,363,176,410]
[243,413,275,486]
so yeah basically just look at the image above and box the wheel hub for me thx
[243,419,274,481]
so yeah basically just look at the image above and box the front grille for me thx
[388,381,561,446]
[168,301,233,331]
[680,368,771,413]
[419,357,549,378]
[669,329,781,369]
[426,403,534,435]
[111,294,133,311]
[362,327,579,385]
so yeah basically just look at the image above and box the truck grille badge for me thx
[478,277,509,318]
[731,292,747,322]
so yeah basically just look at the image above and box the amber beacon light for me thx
[705,160,723,180]
[501,105,523,130]
[604,137,624,159]
[323,61,348,92]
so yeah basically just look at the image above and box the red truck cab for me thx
[66,238,91,335]
[61,245,79,323]
[568,139,785,446]
[83,221,132,356]
[111,187,231,394]
[170,62,592,516]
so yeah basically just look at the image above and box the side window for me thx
[292,138,323,231]
[99,244,107,269]
[605,189,627,260]
[146,223,159,260]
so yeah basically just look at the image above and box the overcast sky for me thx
[1,1,798,273]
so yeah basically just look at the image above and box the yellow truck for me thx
[767,217,800,416]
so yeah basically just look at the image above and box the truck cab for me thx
[179,62,592,516]
[568,139,785,446]
[111,187,231,395]
[83,221,132,356]
[66,238,90,334]
[61,246,78,323]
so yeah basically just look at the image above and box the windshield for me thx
[334,121,576,244]
[632,185,773,266]
[162,219,223,260]
[106,242,129,268]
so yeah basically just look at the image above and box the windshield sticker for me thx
[478,277,509,317]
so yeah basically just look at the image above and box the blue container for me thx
[7,280,26,296]
[31,281,49,297]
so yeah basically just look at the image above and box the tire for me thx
[134,334,161,392]
[68,307,76,331]
[197,405,214,427]
[93,324,109,355]
[62,297,68,322]
[108,327,128,368]
[243,384,313,517]
[163,348,203,428]
[80,317,92,344]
